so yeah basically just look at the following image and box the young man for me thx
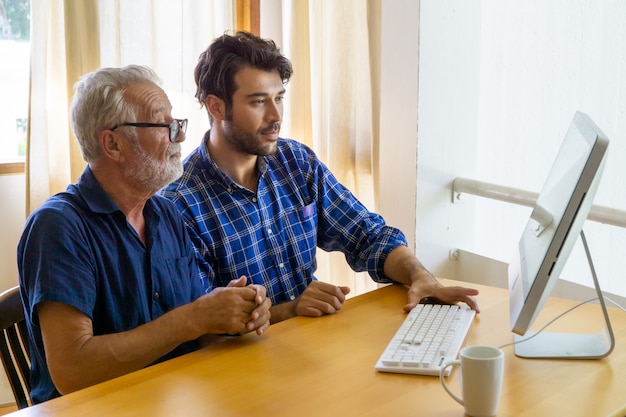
[18,65,271,404]
[162,32,479,324]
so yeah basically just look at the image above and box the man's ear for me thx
[99,129,125,162]
[206,95,226,121]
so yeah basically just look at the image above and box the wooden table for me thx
[9,280,626,416]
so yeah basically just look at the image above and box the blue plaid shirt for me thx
[161,133,407,305]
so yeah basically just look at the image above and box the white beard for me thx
[125,141,183,192]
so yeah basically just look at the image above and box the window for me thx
[0,0,29,174]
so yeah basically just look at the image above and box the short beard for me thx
[124,139,183,192]
[222,120,280,156]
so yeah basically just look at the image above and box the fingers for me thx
[229,281,270,335]
[403,301,419,313]
[313,281,349,299]
[249,283,267,305]
[216,279,272,335]
[246,297,272,335]
[405,283,480,313]
[463,293,480,313]
[229,276,267,304]
[313,282,348,311]
[295,282,351,317]
[444,287,480,312]
[404,285,423,312]
[254,319,270,336]
[227,275,248,287]
[199,285,267,334]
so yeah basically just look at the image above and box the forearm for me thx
[383,245,438,287]
[40,301,204,395]
[269,301,297,324]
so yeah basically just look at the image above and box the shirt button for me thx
[289,294,296,301]
[252,197,257,202]
[279,263,284,268]
[268,229,273,235]
[153,292,160,301]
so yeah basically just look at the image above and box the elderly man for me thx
[18,65,271,404]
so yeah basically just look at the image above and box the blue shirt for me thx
[161,133,407,305]
[18,166,204,404]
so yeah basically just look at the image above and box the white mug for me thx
[439,345,504,417]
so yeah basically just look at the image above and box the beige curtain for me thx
[26,0,235,215]
[281,0,382,296]
[27,0,99,214]
[97,0,234,158]
[26,0,379,295]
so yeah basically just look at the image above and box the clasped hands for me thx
[201,276,271,336]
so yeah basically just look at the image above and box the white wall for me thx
[417,1,626,296]
[415,1,482,278]
[378,1,419,252]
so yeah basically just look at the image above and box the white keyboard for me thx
[375,303,476,376]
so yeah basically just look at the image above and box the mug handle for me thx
[439,360,464,406]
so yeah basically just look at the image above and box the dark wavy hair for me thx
[194,31,293,121]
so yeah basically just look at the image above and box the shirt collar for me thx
[76,165,120,214]
[76,165,159,216]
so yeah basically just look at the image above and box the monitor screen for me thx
[507,111,611,358]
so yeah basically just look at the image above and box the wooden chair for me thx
[0,286,31,409]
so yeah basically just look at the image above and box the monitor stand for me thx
[514,230,615,359]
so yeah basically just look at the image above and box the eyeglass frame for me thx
[110,119,188,142]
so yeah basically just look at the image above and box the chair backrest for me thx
[0,286,31,409]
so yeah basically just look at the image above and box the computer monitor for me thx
[507,111,614,359]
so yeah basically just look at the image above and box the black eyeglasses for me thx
[111,119,188,142]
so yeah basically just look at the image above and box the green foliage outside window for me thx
[16,117,26,156]
[0,0,30,41]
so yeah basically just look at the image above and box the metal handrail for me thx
[452,177,626,229]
